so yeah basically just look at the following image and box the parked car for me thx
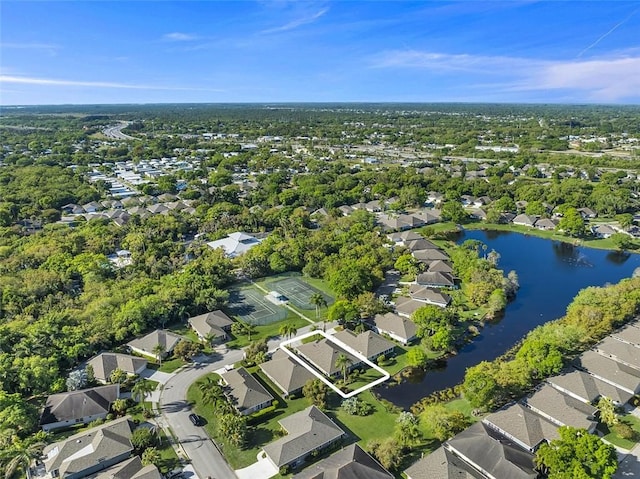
[189,413,202,426]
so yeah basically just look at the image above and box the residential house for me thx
[394,297,428,319]
[371,312,418,345]
[43,416,133,479]
[338,205,354,216]
[259,349,315,397]
[404,238,440,252]
[573,350,640,394]
[534,218,558,231]
[522,384,597,432]
[427,260,454,274]
[483,403,559,453]
[206,231,262,258]
[188,310,234,343]
[409,285,451,308]
[591,224,617,238]
[92,456,161,479]
[405,446,480,479]
[412,249,450,263]
[332,329,395,362]
[220,367,274,415]
[40,384,120,432]
[293,443,393,479]
[416,271,457,289]
[612,321,640,347]
[262,406,345,470]
[595,336,640,371]
[577,207,597,219]
[387,231,423,245]
[296,338,360,377]
[512,214,537,227]
[87,353,147,384]
[547,367,633,406]
[127,329,184,360]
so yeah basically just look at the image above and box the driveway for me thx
[141,368,175,384]
[235,452,278,479]
[614,442,640,478]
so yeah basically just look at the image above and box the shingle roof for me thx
[93,456,162,479]
[394,297,428,318]
[404,238,440,252]
[404,446,481,479]
[43,416,133,477]
[547,367,633,405]
[188,310,234,339]
[523,384,597,430]
[293,443,393,479]
[612,322,640,347]
[259,350,315,396]
[40,384,120,427]
[296,338,359,376]
[595,337,640,370]
[408,285,452,306]
[332,330,395,359]
[412,249,450,262]
[262,406,345,467]
[427,260,454,273]
[221,367,274,414]
[415,271,455,287]
[483,403,559,451]
[127,329,184,357]
[573,350,640,393]
[447,422,538,479]
[87,353,147,383]
[372,312,418,343]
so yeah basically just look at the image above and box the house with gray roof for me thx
[595,336,640,371]
[404,238,439,252]
[394,297,428,319]
[427,260,454,274]
[220,367,274,415]
[574,350,640,394]
[412,248,450,262]
[387,231,423,245]
[332,329,395,361]
[372,312,418,345]
[92,456,161,479]
[127,329,184,360]
[259,349,315,397]
[188,310,234,343]
[405,446,481,479]
[293,443,393,479]
[512,214,537,227]
[409,285,452,308]
[522,384,597,432]
[40,384,120,432]
[296,338,360,377]
[87,353,147,384]
[415,271,457,289]
[547,367,633,406]
[262,406,345,470]
[43,416,133,479]
[482,403,559,453]
[612,321,640,347]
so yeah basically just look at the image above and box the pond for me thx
[376,230,640,410]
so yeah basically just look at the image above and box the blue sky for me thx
[1,1,639,105]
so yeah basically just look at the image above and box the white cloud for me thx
[261,7,328,34]
[0,75,223,92]
[162,32,198,42]
[370,49,640,102]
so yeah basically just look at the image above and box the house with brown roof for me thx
[188,310,234,343]
[127,329,184,360]
[332,329,395,362]
[220,367,274,415]
[43,416,133,479]
[293,443,393,479]
[87,353,147,384]
[371,312,418,345]
[259,349,315,397]
[40,384,120,432]
[262,406,345,470]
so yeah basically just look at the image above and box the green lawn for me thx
[602,414,640,450]
[155,427,182,473]
[156,357,186,373]
[227,313,310,349]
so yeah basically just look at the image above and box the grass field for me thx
[602,414,640,450]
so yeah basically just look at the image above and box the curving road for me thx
[103,122,136,140]
[158,322,330,479]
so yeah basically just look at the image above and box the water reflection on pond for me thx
[376,230,640,410]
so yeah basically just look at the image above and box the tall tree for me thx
[0,437,45,479]
[131,379,156,411]
[152,343,166,365]
[335,353,352,383]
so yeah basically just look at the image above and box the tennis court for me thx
[267,277,333,311]
[227,287,288,325]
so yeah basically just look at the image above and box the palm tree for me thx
[132,379,156,411]
[335,353,353,383]
[279,323,298,340]
[152,343,166,365]
[310,293,328,330]
[199,376,228,413]
[0,438,45,479]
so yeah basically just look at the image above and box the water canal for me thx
[376,230,640,409]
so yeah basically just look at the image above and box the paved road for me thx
[158,323,335,479]
[103,122,136,140]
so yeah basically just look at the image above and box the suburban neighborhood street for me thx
[157,323,334,479]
